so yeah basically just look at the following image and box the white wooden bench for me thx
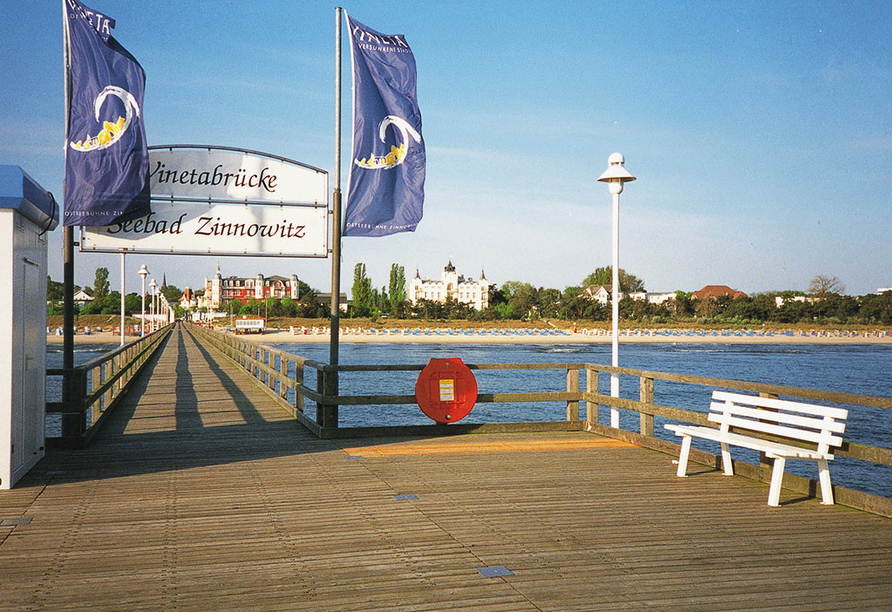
[665,391,848,506]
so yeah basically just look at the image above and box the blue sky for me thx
[2,1,890,296]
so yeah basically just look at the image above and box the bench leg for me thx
[767,456,786,507]
[817,459,834,505]
[676,435,692,477]
[720,442,734,475]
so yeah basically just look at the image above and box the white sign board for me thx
[81,146,329,257]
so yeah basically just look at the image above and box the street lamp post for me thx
[138,265,148,337]
[597,152,636,429]
[149,279,157,334]
[120,252,126,347]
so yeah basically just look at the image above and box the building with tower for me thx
[199,264,301,310]
[408,260,492,311]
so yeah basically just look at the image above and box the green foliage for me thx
[351,263,373,318]
[280,296,298,318]
[388,264,407,308]
[582,266,645,293]
[124,293,141,314]
[161,285,183,303]
[265,296,281,317]
[297,292,328,318]
[80,291,124,315]
[225,298,244,313]
[47,276,65,301]
[93,267,110,299]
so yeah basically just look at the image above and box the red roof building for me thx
[691,285,748,300]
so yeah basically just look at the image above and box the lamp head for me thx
[598,152,636,194]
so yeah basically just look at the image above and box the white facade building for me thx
[585,286,675,305]
[408,261,491,311]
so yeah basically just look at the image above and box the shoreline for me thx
[47,327,892,346]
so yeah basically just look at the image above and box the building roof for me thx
[692,285,748,300]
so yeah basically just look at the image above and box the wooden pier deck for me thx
[2,326,891,611]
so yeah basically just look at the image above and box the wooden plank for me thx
[342,437,636,456]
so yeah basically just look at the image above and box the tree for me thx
[124,293,141,315]
[225,298,244,315]
[809,275,845,298]
[280,296,297,318]
[47,276,65,301]
[351,263,373,317]
[503,282,536,320]
[161,284,183,303]
[93,267,110,299]
[388,264,407,309]
[265,296,281,318]
[582,266,645,293]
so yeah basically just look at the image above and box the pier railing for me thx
[185,323,892,518]
[46,324,173,448]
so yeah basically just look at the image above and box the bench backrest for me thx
[709,391,847,453]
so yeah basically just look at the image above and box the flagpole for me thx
[61,0,76,418]
[331,7,343,368]
[326,6,344,428]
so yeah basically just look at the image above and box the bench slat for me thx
[708,401,847,434]
[707,412,844,447]
[664,424,831,459]
[713,391,849,420]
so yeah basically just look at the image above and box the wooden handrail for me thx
[45,324,174,447]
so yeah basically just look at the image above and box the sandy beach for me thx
[48,327,892,346]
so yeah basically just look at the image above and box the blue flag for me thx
[63,0,150,227]
[345,15,425,237]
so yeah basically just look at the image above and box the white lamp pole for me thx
[597,152,636,429]
[149,279,157,334]
[138,265,148,337]
[120,252,126,346]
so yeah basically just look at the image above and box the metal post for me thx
[326,6,344,429]
[62,3,75,409]
[120,251,125,346]
[140,274,146,337]
[62,227,75,404]
[599,153,634,429]
[331,6,343,369]
[610,190,620,428]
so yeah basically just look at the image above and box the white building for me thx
[584,285,619,304]
[408,261,491,310]
[73,289,94,307]
[585,286,675,305]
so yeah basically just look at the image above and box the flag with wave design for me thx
[345,14,425,237]
[63,0,150,226]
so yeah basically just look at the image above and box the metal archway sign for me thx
[80,145,329,258]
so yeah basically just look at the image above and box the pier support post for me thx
[566,368,579,421]
[317,367,339,431]
[639,376,654,437]
[585,367,599,423]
